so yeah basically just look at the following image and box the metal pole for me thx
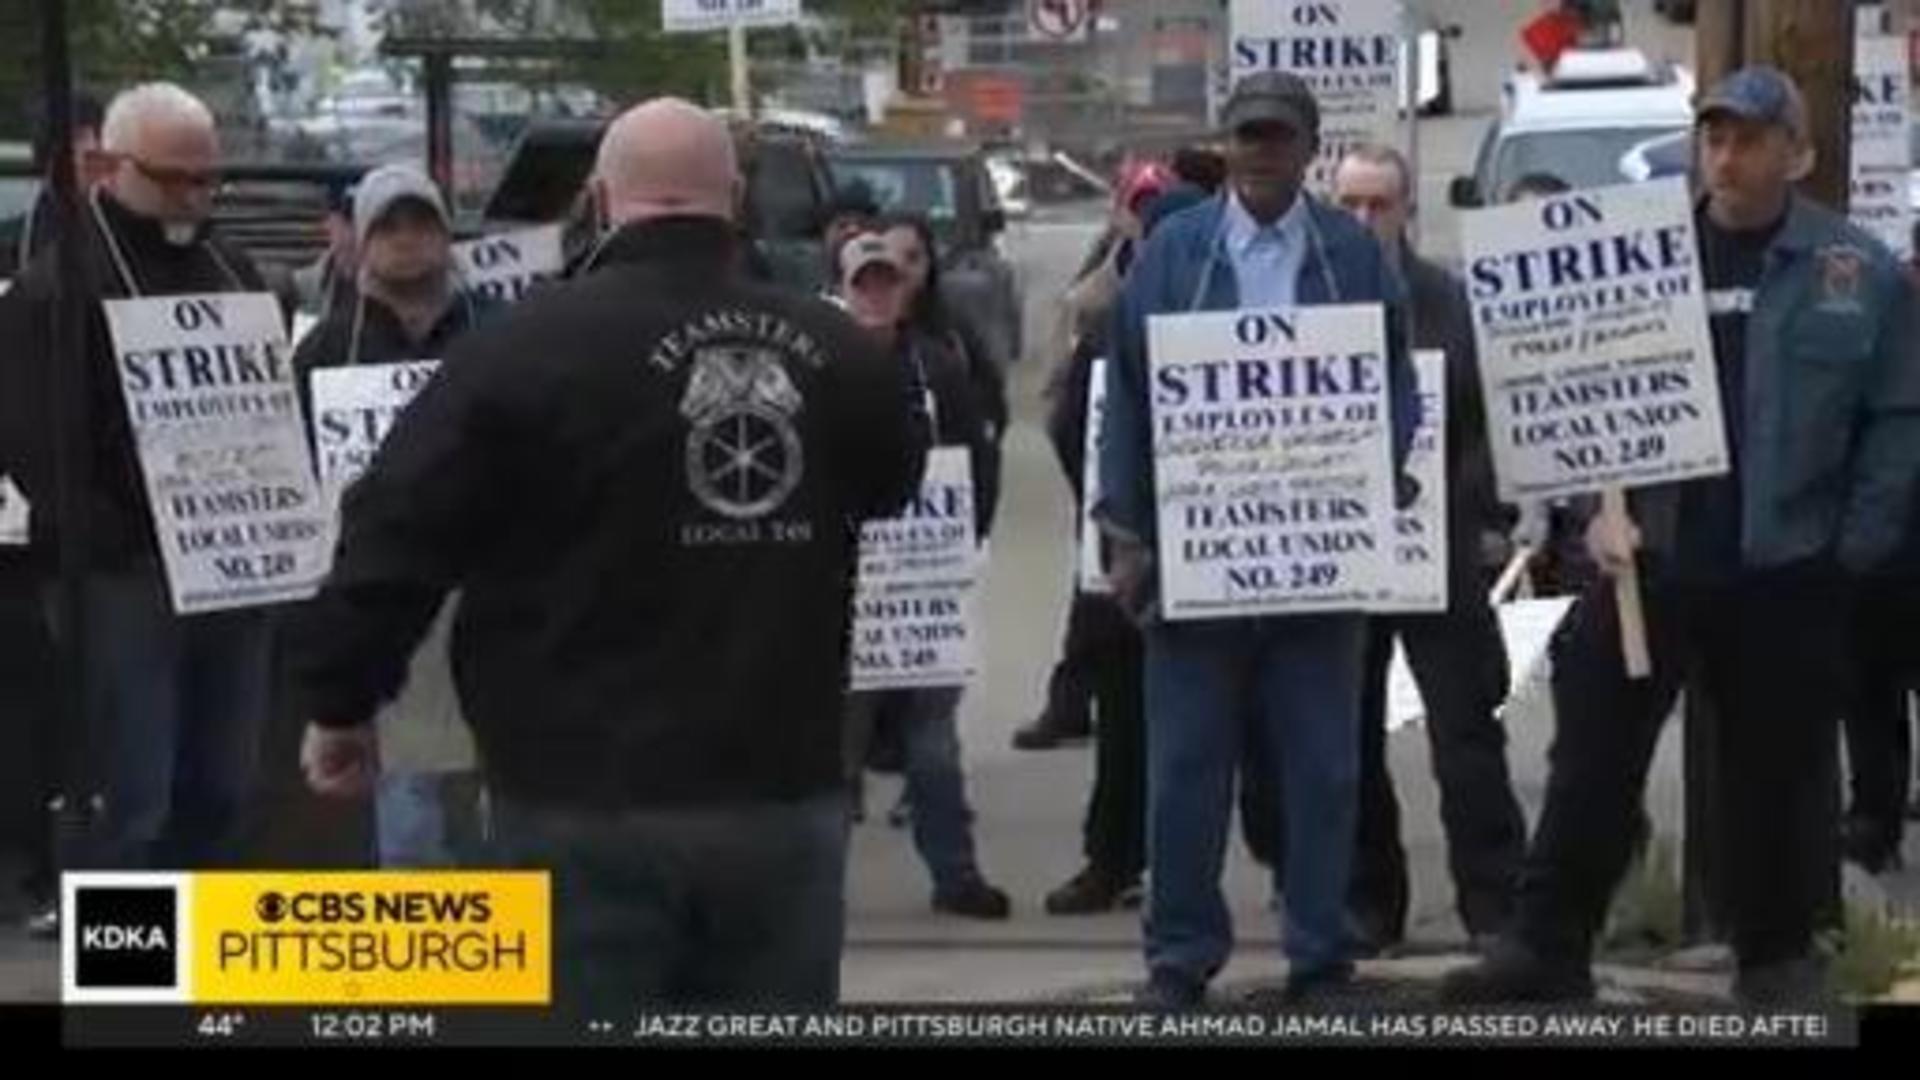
[425,51,454,199]
[1403,2,1421,251]
[38,0,101,869]
[731,22,751,115]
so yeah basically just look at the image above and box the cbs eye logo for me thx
[254,891,366,924]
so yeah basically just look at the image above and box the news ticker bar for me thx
[59,1005,1864,1049]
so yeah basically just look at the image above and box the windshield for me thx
[0,176,39,222]
[830,158,960,242]
[1493,126,1687,195]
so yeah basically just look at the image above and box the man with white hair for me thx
[292,98,927,1008]
[0,82,274,873]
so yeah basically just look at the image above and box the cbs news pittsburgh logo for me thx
[62,873,550,1005]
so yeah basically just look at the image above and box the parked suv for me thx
[827,142,1024,369]
[1451,46,1695,207]
[483,116,838,294]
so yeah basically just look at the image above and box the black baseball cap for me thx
[1222,71,1321,137]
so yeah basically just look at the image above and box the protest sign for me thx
[1463,178,1725,677]
[0,474,27,547]
[453,225,564,308]
[103,292,331,614]
[1147,303,1395,620]
[1461,177,1728,505]
[1080,357,1111,595]
[1374,349,1446,613]
[662,0,802,34]
[851,447,981,691]
[309,361,474,772]
[1230,0,1404,192]
[309,360,441,509]
[1852,29,1913,260]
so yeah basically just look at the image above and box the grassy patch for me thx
[1827,905,1920,1002]
[1601,836,1685,957]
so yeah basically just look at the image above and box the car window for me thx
[1492,127,1687,195]
[832,159,959,224]
[0,176,39,222]
[829,158,965,255]
[1472,125,1500,199]
[973,163,1001,213]
[749,143,824,242]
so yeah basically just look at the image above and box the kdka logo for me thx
[75,888,176,988]
[62,874,190,1002]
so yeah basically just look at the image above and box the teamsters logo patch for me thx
[680,344,806,520]
[1816,244,1867,313]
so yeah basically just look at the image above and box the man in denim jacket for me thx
[1096,71,1419,1007]
[1444,67,1920,1007]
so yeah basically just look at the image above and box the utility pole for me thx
[1695,1,1854,206]
[1682,0,1857,948]
[731,22,752,116]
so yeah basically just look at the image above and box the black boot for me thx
[1345,908,1405,960]
[1734,953,1834,1007]
[1438,937,1595,1004]
[1282,962,1359,1005]
[1842,815,1905,875]
[25,903,58,942]
[934,874,1012,920]
[1011,710,1092,751]
[1044,865,1139,915]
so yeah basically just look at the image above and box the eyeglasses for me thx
[121,156,222,192]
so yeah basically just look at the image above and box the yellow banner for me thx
[188,873,550,1005]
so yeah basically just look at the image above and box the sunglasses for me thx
[121,155,222,191]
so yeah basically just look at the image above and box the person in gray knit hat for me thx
[292,164,488,870]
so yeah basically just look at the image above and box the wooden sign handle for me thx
[1601,488,1652,680]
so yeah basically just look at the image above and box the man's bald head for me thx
[593,98,740,227]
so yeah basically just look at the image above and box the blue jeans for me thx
[847,687,981,893]
[1144,614,1365,984]
[487,793,847,1012]
[376,770,488,868]
[74,569,272,870]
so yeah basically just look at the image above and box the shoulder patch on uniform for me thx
[1814,244,1869,313]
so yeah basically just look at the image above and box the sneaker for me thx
[1044,866,1139,915]
[1345,910,1404,959]
[25,904,58,942]
[1437,938,1595,1005]
[1282,962,1358,1005]
[1136,970,1207,1009]
[1011,713,1092,751]
[1841,816,1905,875]
[1734,954,1834,1007]
[933,877,1012,920]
